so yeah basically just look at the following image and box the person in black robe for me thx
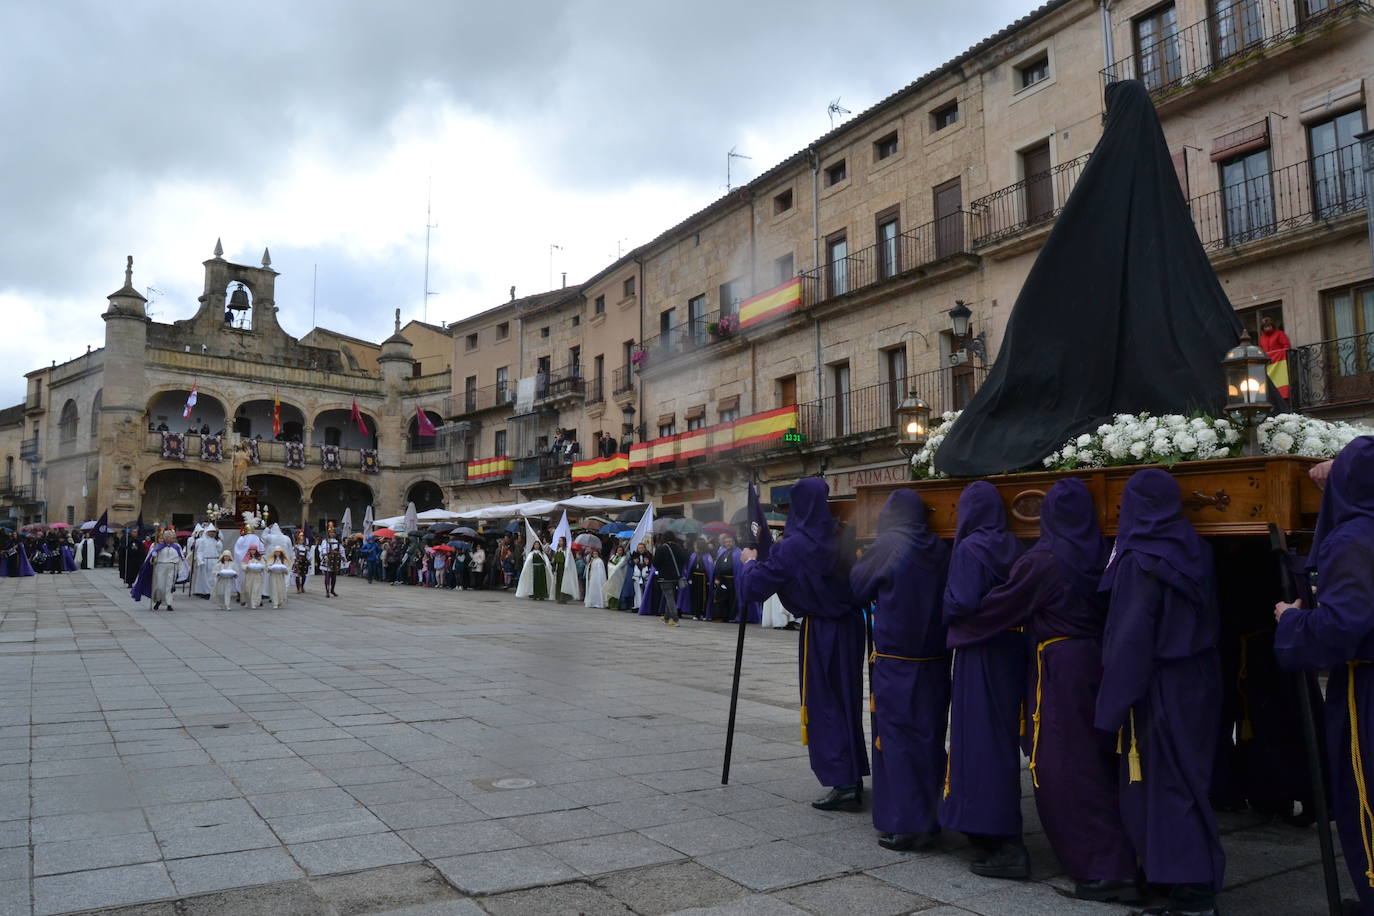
[1096,469,1225,916]
[122,533,147,586]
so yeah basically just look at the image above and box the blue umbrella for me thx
[601,522,633,535]
[614,531,633,539]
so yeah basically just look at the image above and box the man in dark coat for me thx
[740,477,868,810]
[971,479,1138,901]
[1096,469,1225,916]
[652,532,688,625]
[1275,436,1374,916]
[850,490,949,851]
[940,480,1027,877]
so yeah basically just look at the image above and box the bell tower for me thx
[100,256,151,521]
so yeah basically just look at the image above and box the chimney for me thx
[561,272,567,288]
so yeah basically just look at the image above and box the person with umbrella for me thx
[469,540,486,590]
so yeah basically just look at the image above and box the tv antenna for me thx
[726,146,752,191]
[827,97,851,129]
[548,243,563,290]
[422,177,438,323]
[145,286,165,321]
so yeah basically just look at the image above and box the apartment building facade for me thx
[436,0,1371,523]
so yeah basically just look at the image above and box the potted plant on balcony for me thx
[708,314,738,341]
[630,346,647,370]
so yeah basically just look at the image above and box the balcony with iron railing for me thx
[794,366,990,447]
[446,382,514,418]
[612,365,636,396]
[1188,142,1366,252]
[535,365,585,403]
[800,211,975,310]
[1101,0,1371,105]
[587,376,605,405]
[19,438,38,461]
[512,454,573,488]
[639,318,721,365]
[971,154,1091,249]
[1290,331,1374,412]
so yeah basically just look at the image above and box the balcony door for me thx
[885,347,907,423]
[1021,142,1054,225]
[1220,147,1274,244]
[1212,0,1264,62]
[1309,109,1366,219]
[688,295,707,346]
[831,363,851,437]
[826,234,849,297]
[933,178,964,257]
[1322,282,1374,403]
[1134,4,1182,92]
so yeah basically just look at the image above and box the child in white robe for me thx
[266,547,290,609]
[241,548,266,609]
[212,551,237,610]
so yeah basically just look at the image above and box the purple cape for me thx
[940,481,1026,838]
[61,546,78,572]
[1095,471,1224,888]
[710,546,760,623]
[130,543,184,602]
[851,490,950,835]
[1275,436,1374,910]
[677,551,715,618]
[739,477,868,788]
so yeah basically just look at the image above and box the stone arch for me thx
[406,410,443,453]
[310,479,375,533]
[231,398,306,442]
[89,389,102,441]
[246,473,303,527]
[142,468,224,531]
[311,406,378,449]
[58,399,79,446]
[404,479,444,512]
[146,386,229,433]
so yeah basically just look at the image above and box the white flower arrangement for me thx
[1256,413,1372,458]
[909,410,962,479]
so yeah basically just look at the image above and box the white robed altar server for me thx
[212,551,237,610]
[190,525,220,597]
[240,548,266,609]
[266,547,290,609]
[232,522,265,601]
[583,548,607,608]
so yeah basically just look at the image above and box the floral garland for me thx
[910,410,1372,480]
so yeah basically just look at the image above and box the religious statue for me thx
[230,441,250,494]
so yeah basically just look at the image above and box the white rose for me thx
[1061,445,1078,460]
[1174,433,1197,452]
[1196,428,1217,445]
[1076,433,1093,447]
[1130,441,1148,459]
[1270,431,1295,453]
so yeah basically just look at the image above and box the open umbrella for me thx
[454,526,478,538]
[670,518,703,538]
[600,522,632,535]
[432,544,456,553]
[614,530,633,539]
[372,528,397,538]
[703,521,735,536]
[49,522,71,529]
[652,517,674,534]
[616,508,646,523]
[429,524,457,535]
[573,533,601,549]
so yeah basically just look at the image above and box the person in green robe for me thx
[516,540,550,600]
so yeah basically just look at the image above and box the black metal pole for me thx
[721,607,749,785]
[1269,524,1343,916]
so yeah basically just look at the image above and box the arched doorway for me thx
[147,390,227,435]
[311,479,373,534]
[233,399,306,443]
[312,408,377,449]
[405,480,444,512]
[406,410,443,453]
[246,474,303,528]
[142,468,224,532]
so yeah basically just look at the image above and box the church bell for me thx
[228,283,250,311]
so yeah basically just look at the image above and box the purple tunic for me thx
[1095,469,1224,889]
[851,490,950,835]
[974,479,1134,881]
[710,547,760,623]
[940,481,1025,838]
[61,546,78,572]
[678,551,715,618]
[740,477,868,788]
[1275,436,1374,912]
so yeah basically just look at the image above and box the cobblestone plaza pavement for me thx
[0,571,1353,915]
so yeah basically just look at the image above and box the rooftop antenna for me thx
[548,243,563,290]
[827,97,851,130]
[726,146,752,191]
[423,177,438,323]
[145,286,165,321]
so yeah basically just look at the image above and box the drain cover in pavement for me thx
[473,777,538,791]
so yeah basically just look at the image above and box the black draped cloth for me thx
[935,80,1241,477]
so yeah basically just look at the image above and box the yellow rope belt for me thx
[868,650,943,716]
[944,648,955,799]
[1237,629,1266,742]
[1028,636,1072,789]
[800,617,810,747]
[1116,709,1142,784]
[1350,660,1374,888]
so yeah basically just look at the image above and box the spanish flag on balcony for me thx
[677,428,709,460]
[733,406,799,448]
[629,442,652,469]
[467,456,512,481]
[737,278,803,330]
[572,454,630,483]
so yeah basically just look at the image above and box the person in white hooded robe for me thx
[583,546,608,608]
[190,525,221,598]
[232,522,266,605]
[515,540,552,600]
[261,524,293,599]
[211,550,237,610]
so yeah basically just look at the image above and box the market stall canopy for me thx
[934,79,1241,477]
[555,495,647,512]
[416,508,463,522]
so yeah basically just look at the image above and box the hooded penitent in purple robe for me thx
[971,478,1135,882]
[740,477,869,788]
[851,489,950,837]
[678,549,715,619]
[940,480,1025,839]
[1275,436,1374,913]
[635,564,661,616]
[1095,468,1224,892]
[61,545,78,572]
[709,545,761,623]
[130,542,186,602]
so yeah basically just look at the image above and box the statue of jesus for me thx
[230,442,250,494]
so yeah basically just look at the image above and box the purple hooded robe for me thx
[1275,436,1374,913]
[970,478,1134,881]
[1095,468,1224,890]
[0,538,35,577]
[739,477,869,788]
[677,549,715,619]
[851,490,950,836]
[940,480,1025,838]
[709,545,761,623]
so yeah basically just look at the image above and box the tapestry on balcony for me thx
[284,441,305,470]
[320,444,342,471]
[360,449,380,474]
[935,79,1241,477]
[160,431,185,461]
[246,438,260,466]
[200,434,223,462]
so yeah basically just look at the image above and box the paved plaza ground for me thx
[0,570,1354,915]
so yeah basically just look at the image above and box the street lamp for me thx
[895,391,932,458]
[1222,329,1270,455]
[947,300,987,365]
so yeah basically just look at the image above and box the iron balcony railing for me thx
[588,376,605,405]
[971,154,1091,247]
[19,438,38,461]
[640,317,726,364]
[1290,331,1374,411]
[535,365,585,400]
[1101,0,1369,99]
[447,382,514,417]
[512,454,572,487]
[794,366,990,444]
[24,394,41,412]
[1188,142,1365,251]
[612,365,635,396]
[800,211,974,308]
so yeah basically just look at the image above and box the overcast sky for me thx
[0,0,1039,405]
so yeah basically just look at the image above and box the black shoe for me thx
[969,841,1030,879]
[1137,908,1218,916]
[811,785,862,812]
[878,831,937,852]
[152,601,160,610]
[165,605,173,612]
[1073,879,1142,903]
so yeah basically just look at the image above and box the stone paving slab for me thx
[0,571,1355,914]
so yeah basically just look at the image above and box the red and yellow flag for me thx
[271,394,281,437]
[1267,356,1290,400]
[737,278,802,330]
[733,406,798,448]
[467,457,512,481]
[572,454,630,483]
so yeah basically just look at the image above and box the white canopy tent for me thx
[554,495,647,512]
[455,500,560,520]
